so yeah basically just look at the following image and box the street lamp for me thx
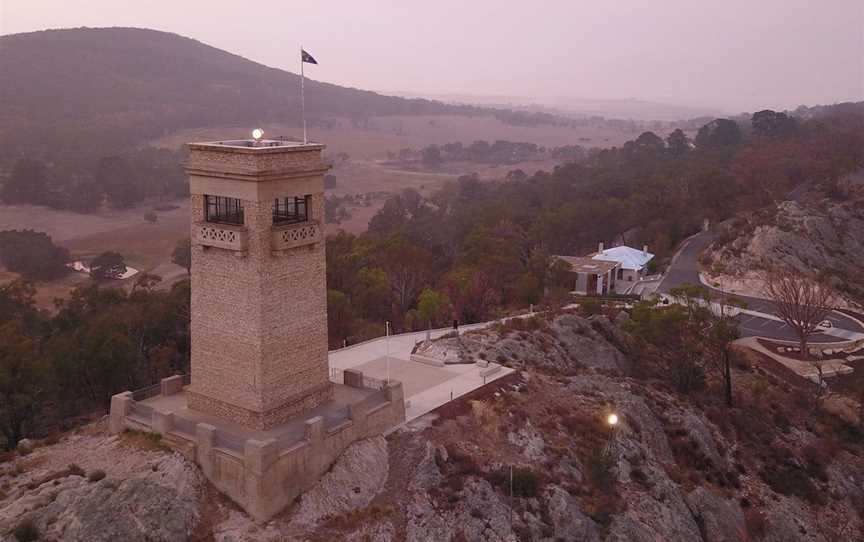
[607,413,619,427]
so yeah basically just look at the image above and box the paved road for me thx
[657,231,864,342]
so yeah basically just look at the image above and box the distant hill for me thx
[0,27,477,162]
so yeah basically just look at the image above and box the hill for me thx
[0,27,476,162]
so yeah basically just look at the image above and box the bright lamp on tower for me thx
[252,128,264,140]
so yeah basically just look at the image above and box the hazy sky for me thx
[2,0,862,113]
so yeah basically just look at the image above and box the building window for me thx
[617,268,624,280]
[205,195,244,225]
[273,196,310,225]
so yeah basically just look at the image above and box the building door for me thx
[587,274,598,296]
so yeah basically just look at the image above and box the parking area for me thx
[736,314,835,343]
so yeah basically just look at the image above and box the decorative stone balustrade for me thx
[271,221,321,251]
[194,222,248,251]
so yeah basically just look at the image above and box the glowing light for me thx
[252,128,264,140]
[607,413,619,427]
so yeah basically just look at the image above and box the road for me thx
[657,231,864,342]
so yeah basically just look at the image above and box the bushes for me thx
[585,446,616,492]
[511,468,539,497]
[13,519,39,542]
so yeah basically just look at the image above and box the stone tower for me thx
[185,138,332,430]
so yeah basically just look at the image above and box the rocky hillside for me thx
[2,312,862,541]
[705,184,864,302]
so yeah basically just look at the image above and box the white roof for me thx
[592,246,654,270]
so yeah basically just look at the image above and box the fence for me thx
[131,383,161,401]
[329,368,388,391]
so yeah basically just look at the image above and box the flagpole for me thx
[300,45,307,144]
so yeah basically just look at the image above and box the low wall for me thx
[109,376,405,521]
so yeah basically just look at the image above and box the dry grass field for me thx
[0,201,189,309]
[153,114,642,160]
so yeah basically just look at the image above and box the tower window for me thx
[273,196,310,225]
[205,195,244,225]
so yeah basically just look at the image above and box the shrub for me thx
[585,446,616,492]
[511,468,539,497]
[87,469,106,483]
[579,298,602,317]
[13,519,39,542]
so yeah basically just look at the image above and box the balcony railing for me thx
[271,220,321,251]
[194,222,248,252]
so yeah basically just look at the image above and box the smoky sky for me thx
[2,0,862,114]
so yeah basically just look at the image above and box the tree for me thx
[677,285,744,406]
[172,238,191,274]
[695,119,742,148]
[0,158,48,205]
[95,156,140,208]
[763,267,838,362]
[633,131,665,153]
[417,288,444,331]
[327,289,354,347]
[666,129,690,157]
[324,174,338,189]
[421,145,443,166]
[752,110,798,139]
[0,230,70,280]
[90,251,127,281]
[0,321,47,450]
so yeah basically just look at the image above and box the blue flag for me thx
[301,49,318,65]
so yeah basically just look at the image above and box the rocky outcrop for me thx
[709,196,864,298]
[686,487,746,542]
[289,436,390,529]
[432,313,631,373]
[0,454,202,542]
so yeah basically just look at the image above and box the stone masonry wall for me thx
[188,144,332,429]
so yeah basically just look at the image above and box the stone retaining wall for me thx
[109,375,405,521]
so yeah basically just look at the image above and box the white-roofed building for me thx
[591,242,655,290]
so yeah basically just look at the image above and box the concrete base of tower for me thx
[186,382,334,431]
[108,371,405,522]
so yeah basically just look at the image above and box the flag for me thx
[301,49,318,65]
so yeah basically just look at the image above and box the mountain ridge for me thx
[0,27,477,161]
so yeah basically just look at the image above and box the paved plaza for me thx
[328,326,514,423]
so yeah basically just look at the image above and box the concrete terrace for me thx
[328,324,515,423]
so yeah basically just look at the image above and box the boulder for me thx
[16,439,34,455]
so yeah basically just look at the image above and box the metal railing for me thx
[131,383,161,401]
